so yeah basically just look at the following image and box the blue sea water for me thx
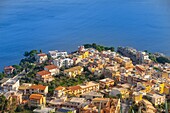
[0,0,170,70]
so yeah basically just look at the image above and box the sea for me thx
[0,0,170,71]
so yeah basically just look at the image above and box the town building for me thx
[29,84,48,96]
[147,93,165,106]
[135,65,146,76]
[18,83,32,95]
[133,92,143,103]
[109,86,129,99]
[78,82,99,95]
[162,70,170,79]
[139,99,157,113]
[0,77,20,92]
[164,84,170,99]
[33,107,55,113]
[80,91,104,100]
[36,70,54,83]
[4,66,15,74]
[29,94,46,107]
[49,50,68,59]
[64,66,84,77]
[92,98,110,109]
[62,97,86,110]
[48,97,67,109]
[54,86,66,97]
[35,53,48,63]
[54,81,99,97]
[53,58,74,68]
[4,91,23,105]
[44,64,59,75]
[67,86,82,96]
[99,78,114,89]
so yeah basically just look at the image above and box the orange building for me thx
[36,70,54,83]
[29,94,46,107]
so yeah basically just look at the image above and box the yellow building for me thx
[29,94,46,107]
[54,81,99,96]
[99,78,114,89]
[114,57,123,64]
[162,71,170,79]
[109,87,129,99]
[159,83,165,94]
[139,82,152,93]
[67,86,82,95]
[78,51,89,59]
[133,92,143,103]
[122,59,134,69]
[64,66,84,77]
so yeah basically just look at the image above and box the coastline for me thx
[0,44,170,72]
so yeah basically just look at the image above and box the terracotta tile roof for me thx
[37,70,51,76]
[22,100,28,104]
[37,53,47,57]
[55,86,65,91]
[30,84,47,90]
[29,94,43,100]
[45,65,58,70]
[4,66,15,70]
[136,65,145,72]
[67,86,81,91]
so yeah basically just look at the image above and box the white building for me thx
[137,51,150,63]
[54,86,65,98]
[35,53,48,63]
[63,97,86,109]
[44,64,60,75]
[147,93,165,106]
[53,58,74,68]
[49,50,68,59]
[80,91,104,100]
[0,78,20,92]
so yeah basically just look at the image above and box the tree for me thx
[149,54,157,62]
[0,95,6,111]
[39,49,42,53]
[116,94,122,99]
[156,56,170,64]
[144,50,148,53]
[110,47,114,52]
[92,43,97,48]
[24,51,29,57]
[0,72,5,80]
[15,105,23,112]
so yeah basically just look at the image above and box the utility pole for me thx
[165,99,168,113]
[98,101,102,113]
[120,99,122,113]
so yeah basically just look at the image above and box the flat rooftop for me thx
[81,91,103,97]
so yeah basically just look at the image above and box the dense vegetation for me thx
[156,56,170,64]
[148,52,170,64]
[0,95,32,113]
[84,43,114,52]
